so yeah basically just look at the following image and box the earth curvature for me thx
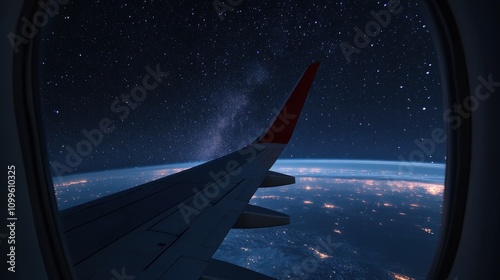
[54,159,444,280]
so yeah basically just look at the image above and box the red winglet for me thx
[256,62,321,144]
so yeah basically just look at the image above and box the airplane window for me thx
[37,0,445,279]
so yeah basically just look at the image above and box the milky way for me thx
[38,0,446,175]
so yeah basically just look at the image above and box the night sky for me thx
[38,0,446,176]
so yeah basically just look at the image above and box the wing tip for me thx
[310,61,321,69]
[256,61,321,144]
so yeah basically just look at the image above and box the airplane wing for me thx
[59,62,321,280]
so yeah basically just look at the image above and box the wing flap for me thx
[64,181,201,264]
[160,257,208,280]
[202,210,241,249]
[73,229,177,279]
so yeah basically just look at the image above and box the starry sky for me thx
[38,0,446,175]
